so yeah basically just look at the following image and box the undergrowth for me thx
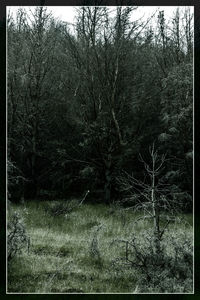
[7,200,193,293]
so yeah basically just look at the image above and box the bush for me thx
[112,227,193,293]
[44,198,84,217]
[44,201,74,216]
[89,224,103,265]
[44,192,90,217]
[7,212,30,261]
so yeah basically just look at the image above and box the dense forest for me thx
[7,6,193,293]
[7,6,193,209]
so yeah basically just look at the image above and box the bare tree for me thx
[7,7,59,199]
[118,143,181,255]
[183,7,193,59]
[59,6,142,203]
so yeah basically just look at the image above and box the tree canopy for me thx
[7,6,193,211]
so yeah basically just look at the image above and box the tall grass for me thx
[7,200,193,293]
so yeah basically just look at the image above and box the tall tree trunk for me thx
[31,118,38,198]
[151,152,161,255]
[110,57,125,147]
[104,153,112,203]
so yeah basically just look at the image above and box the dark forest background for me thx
[7,6,193,211]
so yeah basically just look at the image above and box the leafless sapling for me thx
[118,143,181,256]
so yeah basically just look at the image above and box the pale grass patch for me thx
[7,200,193,293]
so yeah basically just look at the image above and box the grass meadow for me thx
[7,200,193,293]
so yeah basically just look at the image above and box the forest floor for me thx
[7,200,193,293]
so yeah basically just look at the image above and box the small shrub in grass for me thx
[44,191,90,217]
[44,201,75,216]
[89,224,104,267]
[7,212,30,261]
[112,227,193,293]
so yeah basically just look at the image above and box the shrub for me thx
[44,191,90,217]
[89,224,104,267]
[112,226,193,293]
[44,201,76,216]
[7,212,30,261]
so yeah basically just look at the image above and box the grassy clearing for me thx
[7,200,193,293]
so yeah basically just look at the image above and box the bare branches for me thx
[117,144,182,254]
[139,143,167,177]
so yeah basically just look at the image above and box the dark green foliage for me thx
[7,7,193,210]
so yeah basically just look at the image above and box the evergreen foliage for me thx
[7,7,193,209]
